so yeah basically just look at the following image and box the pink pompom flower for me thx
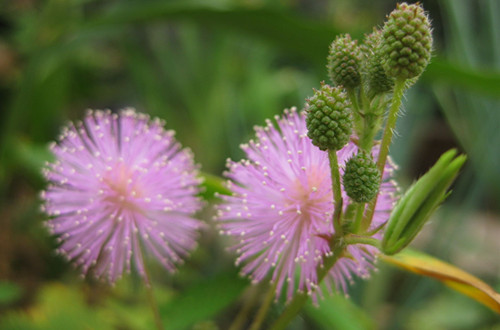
[41,109,203,283]
[216,108,397,300]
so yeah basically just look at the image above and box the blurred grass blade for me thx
[23,1,499,99]
[305,292,375,330]
[84,0,342,63]
[160,270,247,329]
[13,139,53,177]
[422,58,500,98]
[380,249,500,313]
[81,1,500,97]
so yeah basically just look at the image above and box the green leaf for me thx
[382,149,466,255]
[12,139,53,177]
[160,270,248,329]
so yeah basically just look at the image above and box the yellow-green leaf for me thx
[380,249,500,313]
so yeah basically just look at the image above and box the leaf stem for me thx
[376,79,405,174]
[249,281,278,330]
[143,263,164,330]
[268,239,347,330]
[344,234,381,248]
[363,79,406,229]
[328,150,344,236]
[347,89,363,137]
[229,285,260,330]
[351,202,366,234]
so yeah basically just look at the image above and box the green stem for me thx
[357,84,376,152]
[229,285,260,330]
[143,264,164,330]
[347,89,361,111]
[249,281,278,330]
[363,79,406,229]
[363,221,386,237]
[358,112,384,153]
[376,79,405,175]
[328,150,344,236]
[351,202,366,234]
[269,240,347,330]
[362,199,377,233]
[347,89,363,138]
[358,128,374,152]
[351,85,384,153]
[359,84,370,113]
[344,234,381,248]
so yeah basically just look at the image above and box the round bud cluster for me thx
[362,29,395,96]
[380,2,432,80]
[343,152,380,203]
[327,34,362,89]
[306,84,352,151]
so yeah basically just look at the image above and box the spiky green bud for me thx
[327,34,362,89]
[362,29,395,96]
[306,84,352,151]
[380,2,432,80]
[343,152,380,203]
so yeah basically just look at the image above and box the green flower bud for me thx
[362,29,395,96]
[343,152,380,203]
[382,150,466,255]
[327,34,362,89]
[380,2,433,80]
[306,83,352,151]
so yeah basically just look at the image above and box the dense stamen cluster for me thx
[41,109,203,282]
[216,109,397,299]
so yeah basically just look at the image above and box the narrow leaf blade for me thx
[380,249,500,313]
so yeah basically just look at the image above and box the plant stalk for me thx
[143,266,164,330]
[328,150,344,236]
[375,79,405,174]
[268,240,347,330]
[249,281,278,330]
[351,202,366,234]
[363,79,406,228]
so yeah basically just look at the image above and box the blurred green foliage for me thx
[0,0,499,329]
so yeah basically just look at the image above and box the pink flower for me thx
[216,108,397,300]
[41,109,203,283]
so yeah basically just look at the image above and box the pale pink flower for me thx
[216,108,397,300]
[41,109,203,283]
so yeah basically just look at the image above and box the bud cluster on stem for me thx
[310,1,434,235]
[271,3,455,329]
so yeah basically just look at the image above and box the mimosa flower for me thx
[216,108,397,300]
[41,109,203,283]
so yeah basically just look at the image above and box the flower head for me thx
[380,2,433,80]
[41,109,203,283]
[343,151,380,203]
[306,84,352,151]
[327,34,362,89]
[216,108,397,300]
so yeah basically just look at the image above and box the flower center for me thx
[102,162,143,212]
[289,165,331,214]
